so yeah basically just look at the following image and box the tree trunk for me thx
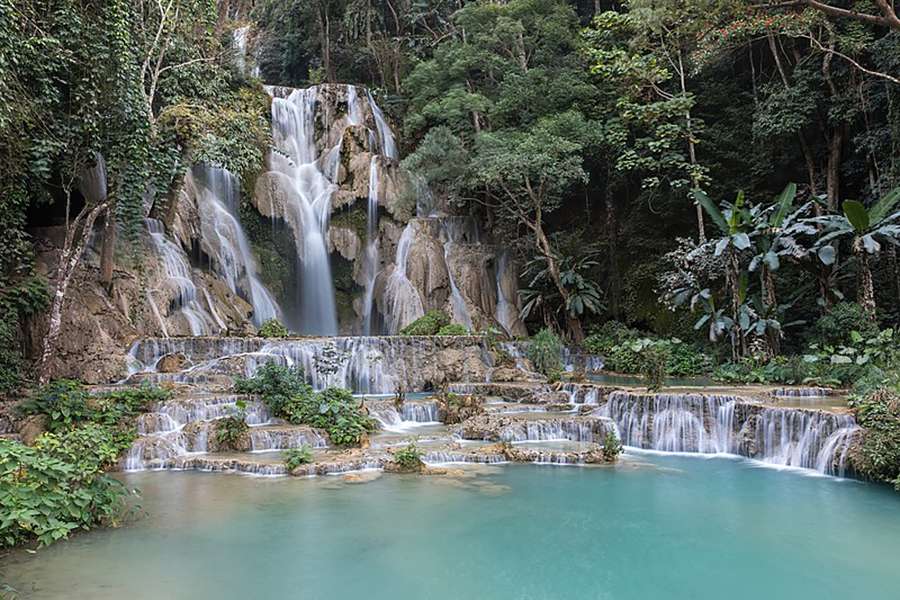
[762,265,780,356]
[605,187,621,319]
[99,206,116,290]
[727,249,745,361]
[825,127,843,211]
[534,223,584,343]
[39,202,108,383]
[856,243,877,319]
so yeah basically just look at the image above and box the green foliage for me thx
[849,389,900,489]
[235,366,375,446]
[234,363,312,416]
[215,411,249,451]
[1,432,130,549]
[18,380,91,432]
[436,324,469,336]
[19,381,170,434]
[400,310,451,336]
[640,343,670,392]
[527,328,563,378]
[258,319,290,338]
[283,445,314,471]
[601,432,623,461]
[810,303,879,347]
[585,323,710,377]
[394,444,424,472]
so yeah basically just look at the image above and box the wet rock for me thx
[156,352,189,373]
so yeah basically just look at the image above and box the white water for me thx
[194,165,281,326]
[495,251,522,337]
[269,87,339,334]
[361,156,381,334]
[601,391,859,476]
[382,222,426,333]
[439,219,475,331]
[145,218,219,335]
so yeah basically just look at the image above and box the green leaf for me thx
[693,190,728,233]
[868,186,900,225]
[817,246,836,265]
[732,232,751,250]
[771,183,797,226]
[842,200,870,233]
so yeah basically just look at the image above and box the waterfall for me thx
[269,87,339,334]
[498,418,608,443]
[439,219,474,331]
[366,89,398,160]
[495,251,522,337]
[146,218,219,335]
[232,26,258,78]
[362,156,381,334]
[194,165,281,326]
[601,392,860,476]
[382,222,426,333]
[127,335,491,395]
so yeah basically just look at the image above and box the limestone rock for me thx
[19,415,48,446]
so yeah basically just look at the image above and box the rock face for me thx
[31,82,525,382]
[127,336,494,394]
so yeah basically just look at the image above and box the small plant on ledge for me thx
[393,443,425,472]
[400,310,450,335]
[215,400,249,451]
[437,323,469,336]
[601,432,623,462]
[283,445,314,471]
[258,319,289,338]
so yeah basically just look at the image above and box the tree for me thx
[694,189,755,358]
[812,187,900,317]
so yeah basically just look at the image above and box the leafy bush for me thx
[400,310,450,335]
[258,318,289,338]
[436,323,469,336]
[311,388,377,446]
[584,321,641,355]
[394,443,424,471]
[234,363,311,416]
[641,344,669,392]
[215,416,248,451]
[18,381,169,433]
[809,302,878,348]
[585,323,710,377]
[283,445,314,470]
[527,328,563,378]
[235,366,375,446]
[18,380,91,432]
[849,388,900,489]
[1,433,129,548]
[601,431,623,461]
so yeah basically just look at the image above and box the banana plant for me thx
[693,189,755,359]
[809,186,900,318]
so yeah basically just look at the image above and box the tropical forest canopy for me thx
[2,0,900,381]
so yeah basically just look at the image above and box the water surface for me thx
[4,455,900,599]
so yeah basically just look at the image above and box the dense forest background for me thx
[2,0,900,388]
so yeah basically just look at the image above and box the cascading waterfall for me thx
[600,391,860,476]
[268,87,339,334]
[361,156,381,334]
[145,218,219,335]
[367,89,398,160]
[439,219,475,331]
[382,222,426,333]
[194,165,281,326]
[498,418,609,443]
[495,251,522,337]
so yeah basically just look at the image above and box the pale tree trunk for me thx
[855,241,877,319]
[534,225,584,343]
[99,206,116,290]
[726,249,746,361]
[761,265,780,357]
[39,202,109,383]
